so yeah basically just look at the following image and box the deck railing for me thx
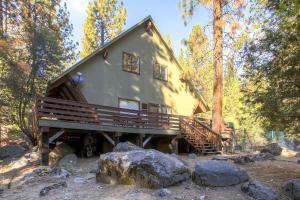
[34,96,182,130]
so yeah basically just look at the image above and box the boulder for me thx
[58,153,78,168]
[193,160,249,187]
[282,179,300,200]
[253,153,275,161]
[0,144,26,159]
[241,181,278,200]
[188,153,197,159]
[113,141,143,152]
[96,149,190,188]
[232,155,255,165]
[260,143,282,156]
[49,143,74,166]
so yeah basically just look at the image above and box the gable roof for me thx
[48,15,210,112]
[49,15,182,85]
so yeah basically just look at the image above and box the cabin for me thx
[32,16,222,165]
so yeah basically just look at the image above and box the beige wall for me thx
[70,25,199,116]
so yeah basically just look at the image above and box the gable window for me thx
[153,62,167,81]
[123,52,140,74]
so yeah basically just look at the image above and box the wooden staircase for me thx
[180,117,221,155]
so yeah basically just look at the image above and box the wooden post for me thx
[41,129,49,166]
[171,136,179,154]
[114,132,122,145]
[136,135,144,147]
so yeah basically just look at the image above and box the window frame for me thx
[153,62,168,81]
[122,52,140,75]
[118,97,140,110]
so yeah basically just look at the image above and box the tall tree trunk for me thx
[0,0,3,37]
[212,0,223,134]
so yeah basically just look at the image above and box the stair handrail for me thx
[193,118,222,150]
[179,117,208,139]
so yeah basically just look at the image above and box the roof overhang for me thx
[193,96,210,114]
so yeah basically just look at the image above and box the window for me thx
[119,98,140,111]
[161,105,172,114]
[153,63,167,81]
[148,103,159,113]
[123,52,140,74]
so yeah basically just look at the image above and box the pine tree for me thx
[0,1,77,142]
[178,0,246,133]
[81,0,127,57]
[243,0,300,135]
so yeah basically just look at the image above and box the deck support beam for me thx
[40,128,50,166]
[102,132,115,146]
[142,135,153,147]
[49,130,64,143]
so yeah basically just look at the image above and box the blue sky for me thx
[63,0,211,57]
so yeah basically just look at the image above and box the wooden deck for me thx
[33,96,183,135]
[32,97,227,165]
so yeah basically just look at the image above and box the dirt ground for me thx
[1,148,300,200]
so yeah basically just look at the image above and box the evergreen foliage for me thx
[80,0,127,58]
[0,0,77,142]
[243,0,300,135]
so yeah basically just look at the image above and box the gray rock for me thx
[113,141,143,152]
[297,160,300,164]
[253,153,275,161]
[0,144,26,159]
[96,149,190,188]
[212,156,229,161]
[39,181,67,197]
[158,188,171,197]
[260,143,282,156]
[232,155,254,165]
[241,181,278,200]
[193,160,249,187]
[21,166,70,183]
[49,143,74,166]
[58,153,78,168]
[188,153,197,159]
[282,179,300,200]
[51,168,71,178]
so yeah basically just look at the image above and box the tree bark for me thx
[212,0,223,134]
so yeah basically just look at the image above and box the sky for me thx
[63,0,211,57]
